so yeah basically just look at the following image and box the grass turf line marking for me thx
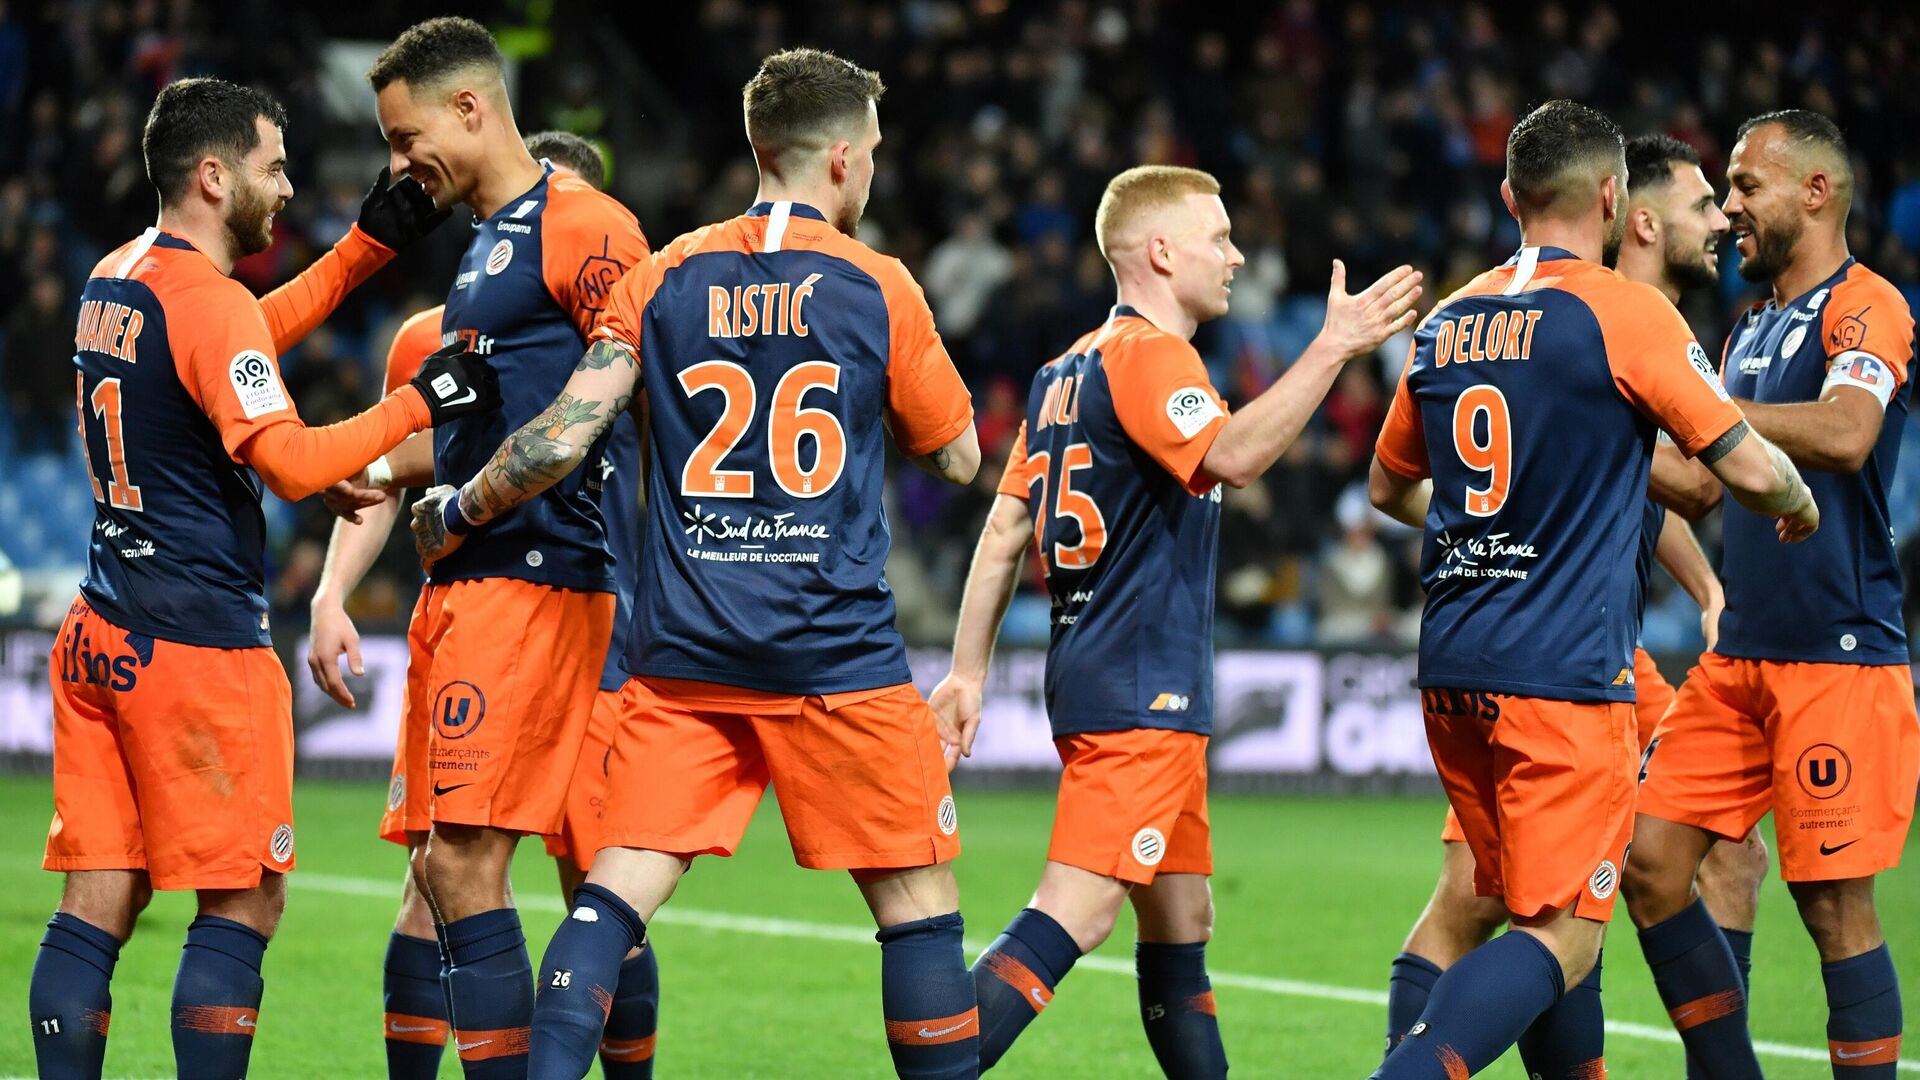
[292,872,1911,1072]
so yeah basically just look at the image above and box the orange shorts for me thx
[45,595,296,890]
[1638,653,1919,882]
[1440,648,1668,843]
[382,578,614,839]
[601,676,961,871]
[1048,729,1211,885]
[543,688,623,871]
[1424,689,1637,921]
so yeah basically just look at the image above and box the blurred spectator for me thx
[5,276,71,453]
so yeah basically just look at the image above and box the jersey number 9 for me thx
[1451,385,1510,517]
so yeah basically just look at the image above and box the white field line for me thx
[286,871,1912,1072]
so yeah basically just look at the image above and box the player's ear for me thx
[197,155,227,204]
[1632,205,1659,246]
[1498,178,1520,223]
[827,138,851,185]
[452,87,482,133]
[1600,174,1620,224]
[1145,232,1174,277]
[1804,167,1832,214]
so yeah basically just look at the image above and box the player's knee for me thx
[1787,878,1881,960]
[1621,848,1692,924]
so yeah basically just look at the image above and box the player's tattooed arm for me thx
[1701,420,1819,542]
[456,340,641,526]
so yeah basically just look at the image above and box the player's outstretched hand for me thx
[929,673,983,773]
[410,343,501,425]
[320,474,389,524]
[307,602,364,709]
[357,166,451,250]
[1318,259,1423,360]
[411,485,467,565]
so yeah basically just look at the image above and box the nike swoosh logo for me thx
[390,1022,437,1033]
[1029,987,1051,1008]
[1672,1008,1697,1022]
[1836,1045,1887,1060]
[456,1039,492,1051]
[235,1017,256,1029]
[603,1046,647,1057]
[1820,839,1860,856]
[439,386,478,407]
[918,1017,977,1039]
[433,782,472,797]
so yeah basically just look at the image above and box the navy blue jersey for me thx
[1635,499,1666,647]
[1716,259,1915,665]
[595,202,973,695]
[595,410,642,691]
[70,230,400,648]
[1375,247,1745,701]
[998,307,1227,736]
[433,166,647,593]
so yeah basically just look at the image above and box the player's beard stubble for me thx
[1601,207,1627,269]
[225,179,281,259]
[1664,228,1720,292]
[1735,209,1802,283]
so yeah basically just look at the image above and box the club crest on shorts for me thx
[387,774,406,812]
[1588,859,1618,901]
[936,795,958,836]
[269,824,295,865]
[1132,827,1166,867]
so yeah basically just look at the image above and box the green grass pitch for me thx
[0,776,1914,1077]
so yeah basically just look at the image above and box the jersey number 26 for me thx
[678,360,846,499]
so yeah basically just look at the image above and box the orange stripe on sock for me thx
[454,1026,531,1061]
[383,1012,449,1046]
[983,952,1053,1013]
[1567,1057,1606,1079]
[1185,990,1218,1017]
[601,1034,657,1061]
[886,1007,980,1045]
[175,1005,258,1036]
[1438,1044,1469,1080]
[1667,989,1744,1032]
[1830,1036,1902,1066]
[82,1009,110,1037]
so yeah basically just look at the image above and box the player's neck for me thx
[1113,283,1198,341]
[1516,221,1602,265]
[753,181,838,224]
[156,206,236,276]
[1770,231,1851,307]
[1615,246,1680,303]
[466,140,546,221]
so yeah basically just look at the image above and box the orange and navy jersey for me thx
[433,164,648,593]
[1717,259,1916,665]
[1375,245,1744,702]
[593,200,973,695]
[387,303,641,693]
[996,306,1226,736]
[72,229,313,647]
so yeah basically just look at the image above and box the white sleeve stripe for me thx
[763,201,791,253]
[113,228,160,279]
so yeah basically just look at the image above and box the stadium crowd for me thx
[5,0,1920,652]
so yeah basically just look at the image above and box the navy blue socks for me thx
[1823,944,1903,1075]
[1384,952,1443,1058]
[1639,899,1763,1079]
[1516,950,1605,1078]
[1373,931,1564,1079]
[171,915,268,1080]
[598,944,661,1078]
[383,931,449,1078]
[877,912,979,1079]
[971,908,1082,1070]
[30,913,120,1079]
[529,883,644,1079]
[1137,941,1228,1079]
[442,908,534,1077]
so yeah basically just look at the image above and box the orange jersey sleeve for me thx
[258,224,394,355]
[995,422,1039,500]
[1103,331,1228,495]
[170,272,430,502]
[384,305,446,394]
[1822,266,1915,399]
[880,265,974,457]
[1594,280,1745,457]
[542,177,650,341]
[1374,343,1430,479]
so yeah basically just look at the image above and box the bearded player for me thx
[1624,110,1917,1080]
[29,77,494,1080]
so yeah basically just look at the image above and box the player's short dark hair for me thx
[142,77,288,204]
[1506,100,1625,217]
[1625,134,1701,195]
[367,16,503,94]
[742,48,885,167]
[523,131,606,190]
[1736,108,1846,155]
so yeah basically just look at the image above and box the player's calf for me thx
[420,822,518,922]
[1132,875,1227,1080]
[1387,841,1507,1055]
[31,872,147,1080]
[386,838,450,1080]
[1789,878,1904,1075]
[171,874,286,1080]
[857,864,979,1079]
[969,863,1126,1071]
